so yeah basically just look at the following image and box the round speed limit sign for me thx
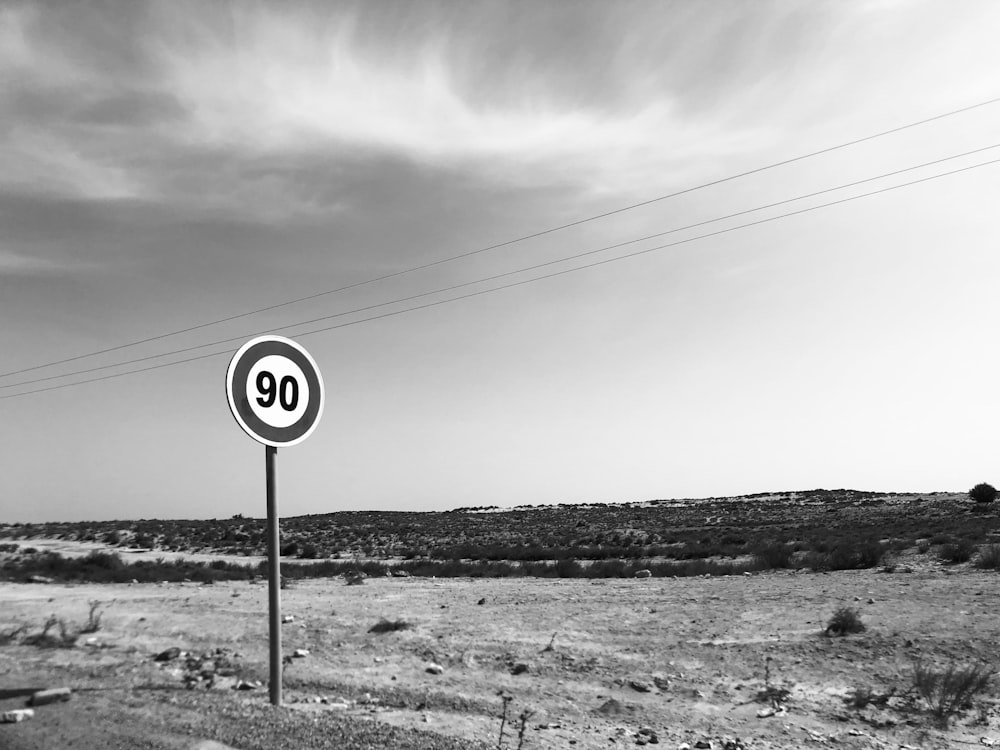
[226,336,325,447]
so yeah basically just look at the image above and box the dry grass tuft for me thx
[0,624,28,645]
[912,659,994,725]
[81,600,106,634]
[23,615,80,648]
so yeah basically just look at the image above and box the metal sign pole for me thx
[265,445,282,706]
[227,336,324,709]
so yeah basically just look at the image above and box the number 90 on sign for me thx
[226,336,324,447]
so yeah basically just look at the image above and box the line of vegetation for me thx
[4,490,991,567]
[0,531,907,584]
[0,550,781,584]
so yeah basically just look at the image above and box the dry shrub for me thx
[825,607,865,636]
[0,624,28,645]
[807,539,885,571]
[912,659,994,725]
[81,600,106,634]
[938,539,975,564]
[845,685,874,708]
[752,542,793,570]
[974,544,1000,570]
[23,615,79,648]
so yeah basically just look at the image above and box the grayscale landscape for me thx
[4,489,1000,748]
[2,2,999,749]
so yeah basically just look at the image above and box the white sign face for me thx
[226,336,324,447]
[247,355,311,429]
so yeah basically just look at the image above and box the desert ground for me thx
[3,552,1000,749]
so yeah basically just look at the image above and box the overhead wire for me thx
[2,94,998,381]
[1,142,997,393]
[3,153,998,401]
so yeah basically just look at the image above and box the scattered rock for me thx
[29,687,72,706]
[636,726,659,745]
[155,647,182,662]
[634,569,652,578]
[477,598,486,605]
[510,662,530,675]
[425,663,444,675]
[694,741,713,749]
[594,698,635,717]
[652,675,671,691]
[27,575,53,584]
[293,649,309,658]
[1,709,35,723]
[629,679,652,693]
[234,680,260,691]
[281,615,294,624]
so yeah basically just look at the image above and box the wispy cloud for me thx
[0,2,769,208]
[3,0,998,215]
[152,3,758,194]
[0,248,90,277]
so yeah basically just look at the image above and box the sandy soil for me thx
[8,538,272,566]
[3,562,1000,749]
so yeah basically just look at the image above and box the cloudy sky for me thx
[2,0,999,523]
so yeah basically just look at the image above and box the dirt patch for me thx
[2,566,1000,748]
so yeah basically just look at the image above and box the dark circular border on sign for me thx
[231,339,322,445]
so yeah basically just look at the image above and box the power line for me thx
[2,142,997,393]
[3,154,997,401]
[3,94,998,381]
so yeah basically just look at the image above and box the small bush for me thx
[938,539,975,564]
[825,607,865,636]
[975,544,1000,570]
[752,542,793,570]
[969,483,998,504]
[912,659,993,725]
[554,558,583,577]
[82,550,125,570]
[805,539,885,571]
[368,618,412,634]
[845,685,874,708]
